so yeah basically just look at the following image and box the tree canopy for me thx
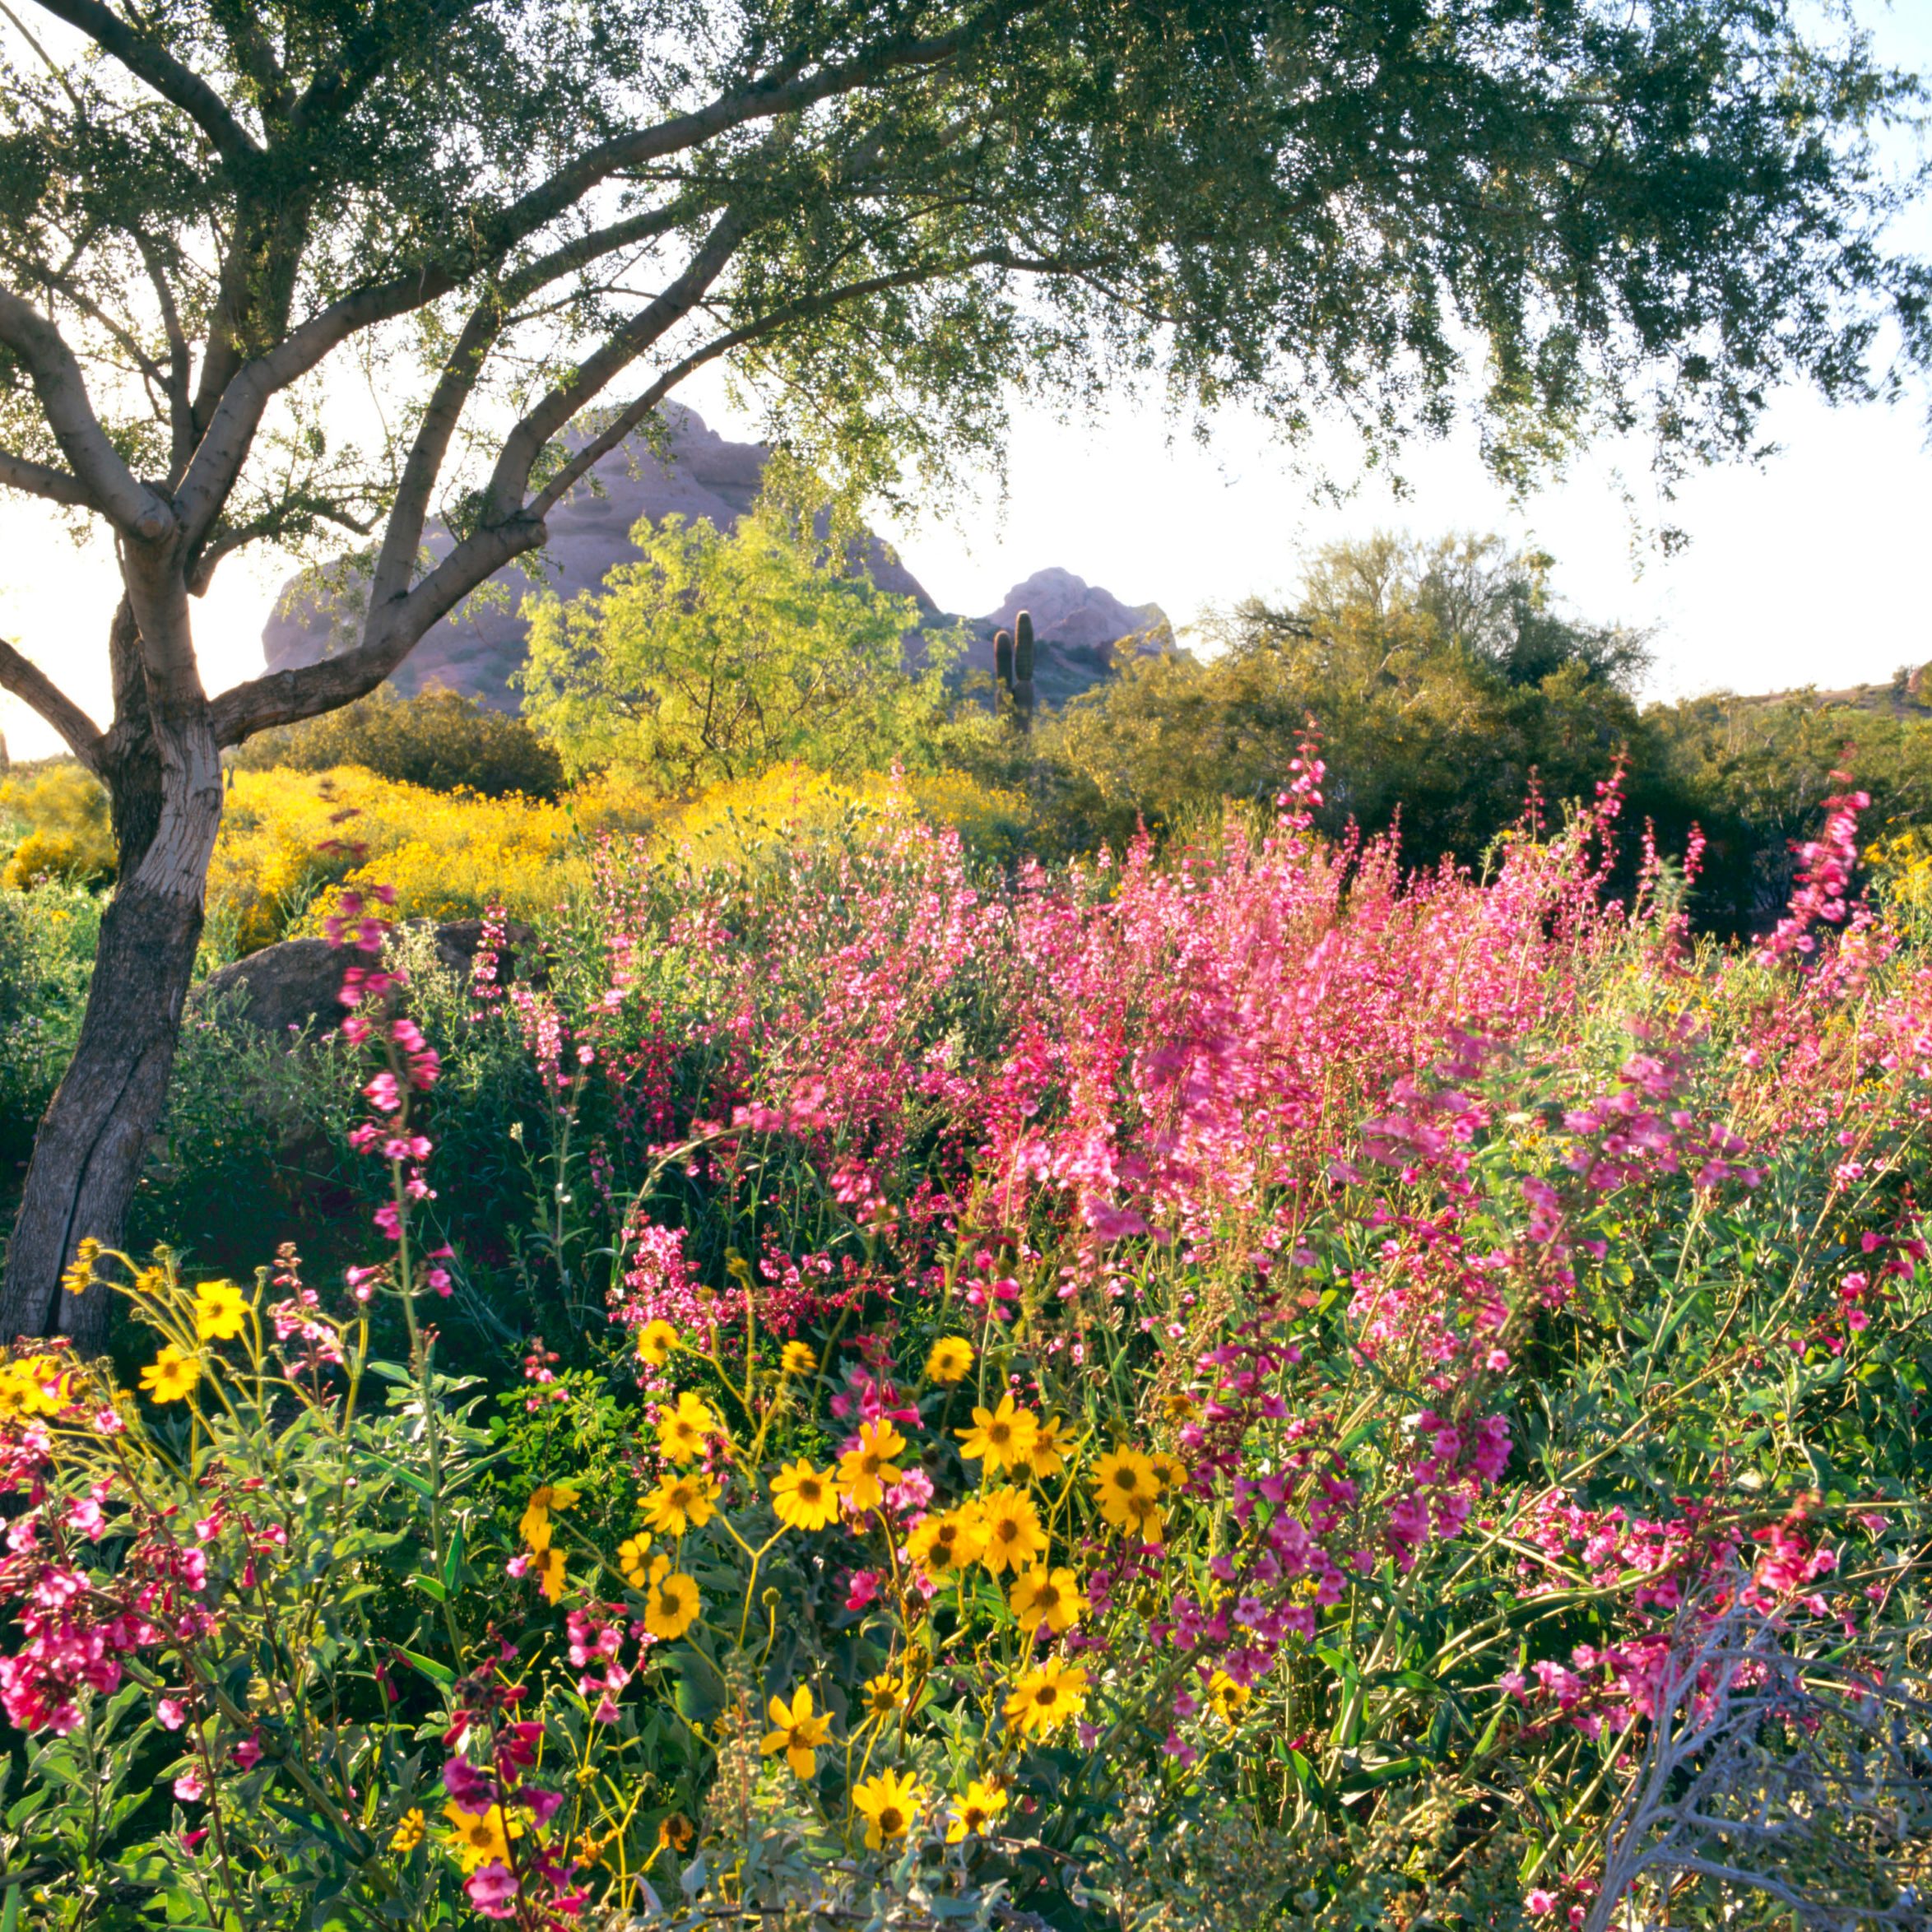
[520,508,951,792]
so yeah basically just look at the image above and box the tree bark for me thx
[0,668,221,1348]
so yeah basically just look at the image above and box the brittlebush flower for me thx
[389,1807,426,1852]
[760,1684,832,1777]
[859,1670,905,1720]
[643,1554,700,1639]
[1003,1658,1088,1736]
[924,1336,973,1384]
[1206,1670,1252,1725]
[520,1482,580,1554]
[1025,1414,1072,1480]
[780,1340,816,1377]
[635,1319,679,1366]
[0,1356,65,1422]
[59,1237,102,1298]
[537,1544,567,1604]
[955,1394,1038,1475]
[947,1780,1007,1842]
[1149,1451,1188,1497]
[139,1345,200,1405]
[642,1470,719,1538]
[1008,1565,1087,1635]
[770,1458,843,1531]
[852,1767,923,1850]
[617,1532,653,1588]
[1092,1448,1159,1531]
[443,1801,518,1871]
[977,1486,1048,1577]
[656,1391,720,1463]
[908,1503,987,1579]
[193,1279,248,1341]
[838,1419,905,1513]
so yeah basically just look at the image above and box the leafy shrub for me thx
[233,685,566,799]
[0,883,99,1201]
[0,765,115,889]
[3,769,1928,1930]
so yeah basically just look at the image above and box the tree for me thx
[520,506,949,792]
[0,0,1922,1340]
[1039,532,1654,864]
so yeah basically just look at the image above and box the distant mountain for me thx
[260,406,1167,710]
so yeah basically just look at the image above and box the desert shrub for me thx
[0,883,100,1198]
[233,684,567,799]
[0,764,116,889]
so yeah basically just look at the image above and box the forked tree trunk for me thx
[0,697,222,1348]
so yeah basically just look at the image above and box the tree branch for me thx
[0,444,92,508]
[0,289,175,537]
[0,636,105,769]
[27,0,262,165]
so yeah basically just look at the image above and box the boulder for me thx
[197,921,543,1038]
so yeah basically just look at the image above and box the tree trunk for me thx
[0,698,222,1347]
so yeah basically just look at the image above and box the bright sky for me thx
[2,2,1930,762]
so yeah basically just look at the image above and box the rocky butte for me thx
[261,404,1171,709]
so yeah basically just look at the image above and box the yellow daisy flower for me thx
[769,1458,843,1531]
[859,1670,905,1720]
[193,1279,248,1342]
[1091,1448,1159,1531]
[955,1394,1038,1475]
[139,1345,200,1405]
[642,1470,719,1538]
[946,1779,1007,1842]
[389,1806,426,1852]
[441,1801,518,1871]
[759,1684,832,1778]
[519,1481,580,1554]
[617,1532,653,1588]
[537,1544,568,1604]
[837,1418,905,1513]
[643,1554,701,1640]
[907,1502,987,1580]
[1003,1658,1089,1737]
[977,1486,1048,1577]
[1008,1565,1088,1635]
[1024,1414,1072,1480]
[924,1336,973,1384]
[1206,1670,1252,1725]
[852,1767,924,1850]
[635,1319,679,1366]
[779,1340,817,1376]
[656,1391,721,1463]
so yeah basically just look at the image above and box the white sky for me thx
[3,2,1930,760]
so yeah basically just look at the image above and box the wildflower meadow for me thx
[0,748,1927,1932]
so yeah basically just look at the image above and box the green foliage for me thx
[520,507,959,792]
[0,884,98,1196]
[0,766,115,890]
[233,686,565,800]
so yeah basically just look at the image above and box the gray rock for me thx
[197,922,543,1038]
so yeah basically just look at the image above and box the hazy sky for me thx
[3,2,1930,761]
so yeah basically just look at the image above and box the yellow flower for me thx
[852,1767,924,1850]
[193,1279,248,1342]
[1008,1565,1087,1635]
[859,1670,905,1720]
[977,1486,1048,1577]
[139,1345,200,1405]
[946,1779,1007,1842]
[442,1801,518,1871]
[1206,1670,1252,1725]
[59,1237,102,1297]
[1149,1451,1188,1497]
[0,1355,65,1421]
[635,1319,679,1366]
[1159,1391,1199,1423]
[769,1458,843,1531]
[955,1394,1038,1475]
[537,1544,568,1604]
[520,1482,580,1554]
[1003,1658,1089,1736]
[1121,1487,1167,1544]
[642,1470,719,1538]
[760,1684,832,1778]
[779,1340,816,1377]
[656,1391,721,1463]
[907,1503,987,1580]
[837,1418,905,1513]
[1025,1414,1072,1480]
[1092,1448,1159,1531]
[643,1554,701,1640]
[389,1806,426,1852]
[617,1532,654,1588]
[924,1336,973,1384]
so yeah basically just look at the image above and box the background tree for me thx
[520,505,950,792]
[0,0,1924,1340]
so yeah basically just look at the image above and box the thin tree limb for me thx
[0,636,105,769]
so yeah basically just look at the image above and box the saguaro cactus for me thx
[994,627,1014,690]
[1012,611,1036,731]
